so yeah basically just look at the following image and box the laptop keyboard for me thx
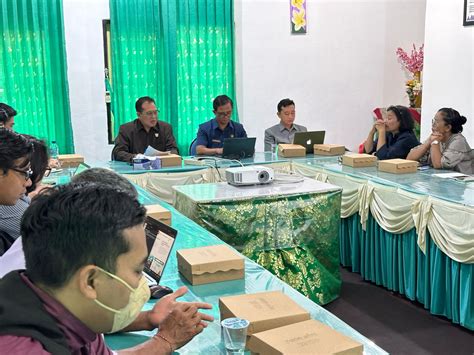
[143,271,157,286]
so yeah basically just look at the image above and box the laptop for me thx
[143,216,177,286]
[292,131,326,154]
[73,162,90,176]
[222,137,256,159]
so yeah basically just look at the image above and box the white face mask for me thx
[94,267,151,333]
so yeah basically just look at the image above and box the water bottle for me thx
[271,143,278,159]
[50,140,59,159]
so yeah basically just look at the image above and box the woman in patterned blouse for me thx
[407,108,473,175]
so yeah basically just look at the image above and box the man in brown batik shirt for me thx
[112,96,178,162]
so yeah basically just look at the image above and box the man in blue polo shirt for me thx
[195,95,247,155]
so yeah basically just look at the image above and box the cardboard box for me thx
[219,291,310,336]
[277,144,306,158]
[177,245,244,285]
[247,319,363,355]
[341,154,377,168]
[157,154,182,167]
[57,154,84,168]
[378,159,418,174]
[145,204,171,225]
[313,144,346,156]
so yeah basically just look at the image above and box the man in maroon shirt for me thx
[0,183,213,354]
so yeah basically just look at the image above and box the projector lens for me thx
[258,171,269,182]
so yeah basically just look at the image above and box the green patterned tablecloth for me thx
[174,186,342,305]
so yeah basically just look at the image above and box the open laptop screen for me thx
[222,137,256,160]
[292,131,325,154]
[144,216,177,283]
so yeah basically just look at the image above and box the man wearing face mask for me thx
[0,184,213,354]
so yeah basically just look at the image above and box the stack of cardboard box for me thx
[219,291,363,354]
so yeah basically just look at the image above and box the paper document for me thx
[433,172,474,182]
[144,146,171,157]
[134,154,158,161]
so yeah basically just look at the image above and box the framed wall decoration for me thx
[291,0,307,34]
[464,0,474,26]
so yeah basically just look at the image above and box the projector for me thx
[226,165,274,186]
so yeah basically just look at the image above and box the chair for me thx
[189,138,198,156]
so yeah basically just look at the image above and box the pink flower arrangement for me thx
[396,44,424,74]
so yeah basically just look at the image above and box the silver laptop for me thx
[143,216,177,286]
[292,131,326,154]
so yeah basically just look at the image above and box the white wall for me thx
[63,0,427,159]
[422,0,473,143]
[63,0,112,162]
[235,0,427,152]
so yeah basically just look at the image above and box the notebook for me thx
[292,131,326,154]
[222,137,256,159]
[143,216,177,286]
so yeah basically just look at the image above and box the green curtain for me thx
[109,0,166,141]
[174,0,236,154]
[109,0,236,154]
[0,0,74,153]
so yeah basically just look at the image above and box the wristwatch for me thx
[431,140,439,145]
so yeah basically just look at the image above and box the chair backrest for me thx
[189,138,198,155]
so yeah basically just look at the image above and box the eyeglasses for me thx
[143,109,159,117]
[216,110,232,118]
[11,167,34,181]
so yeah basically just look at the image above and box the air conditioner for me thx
[226,166,274,186]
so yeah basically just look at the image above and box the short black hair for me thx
[277,98,295,113]
[135,96,155,113]
[21,183,147,288]
[22,135,49,194]
[0,103,17,124]
[438,108,467,134]
[72,168,138,198]
[387,105,415,132]
[213,95,233,111]
[0,129,33,174]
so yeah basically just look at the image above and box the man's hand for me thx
[215,148,223,155]
[117,290,213,355]
[157,297,214,350]
[146,286,213,330]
